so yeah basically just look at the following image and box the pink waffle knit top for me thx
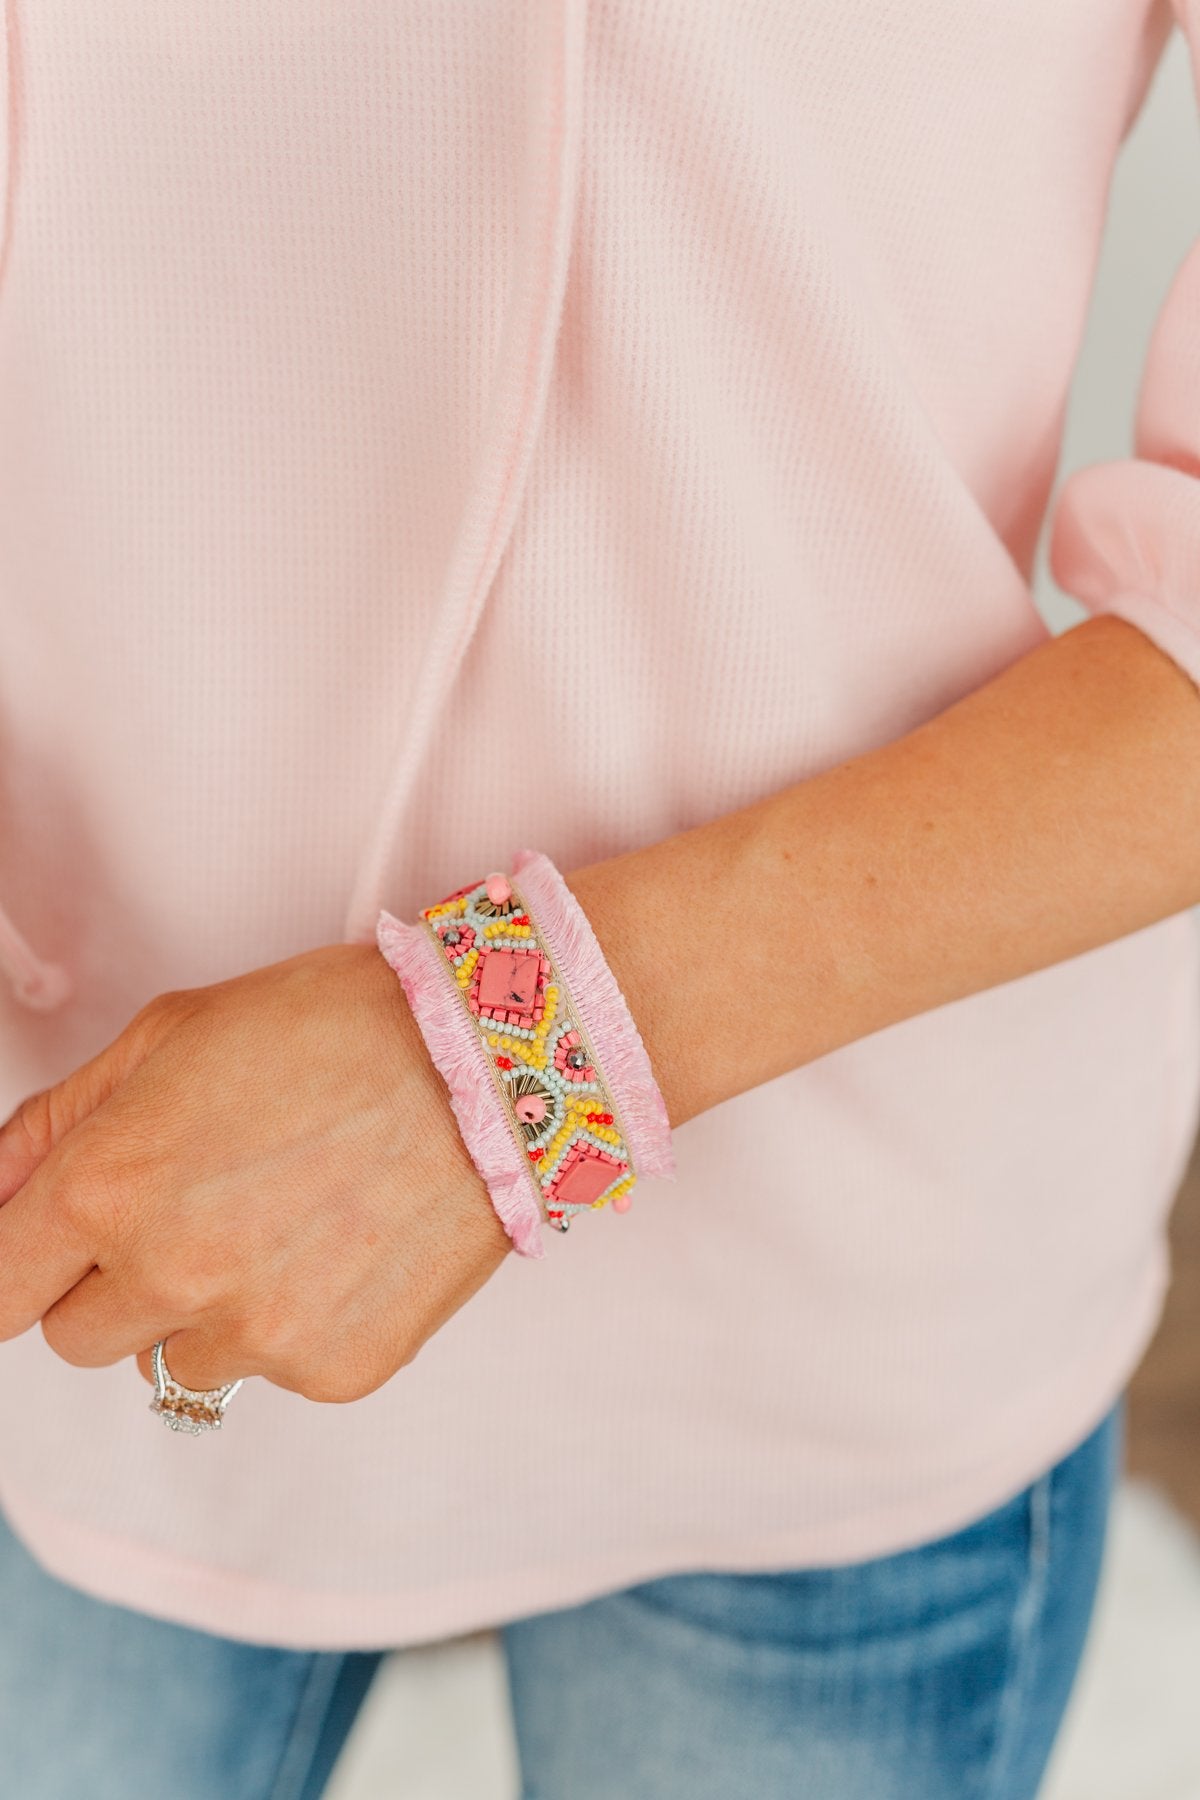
[1,0,1199,1650]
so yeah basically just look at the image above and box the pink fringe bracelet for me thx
[376,850,674,1258]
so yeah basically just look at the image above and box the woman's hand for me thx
[0,945,511,1401]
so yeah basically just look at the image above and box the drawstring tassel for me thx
[341,0,589,943]
[0,907,72,1012]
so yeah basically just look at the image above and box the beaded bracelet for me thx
[376,849,674,1257]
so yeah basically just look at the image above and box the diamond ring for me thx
[149,1339,244,1434]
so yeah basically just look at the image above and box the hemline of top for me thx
[0,1249,1167,1654]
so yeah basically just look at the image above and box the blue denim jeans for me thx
[0,1404,1119,1800]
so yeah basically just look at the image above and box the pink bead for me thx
[613,1194,633,1213]
[486,872,512,906]
[516,1094,547,1124]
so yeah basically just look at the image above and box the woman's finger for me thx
[0,1090,43,1132]
[0,1153,100,1341]
[134,1327,249,1396]
[40,1267,194,1371]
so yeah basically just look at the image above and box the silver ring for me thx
[149,1339,244,1435]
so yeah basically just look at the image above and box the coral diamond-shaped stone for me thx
[477,948,540,1016]
[553,1148,627,1208]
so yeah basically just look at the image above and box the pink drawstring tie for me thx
[0,905,72,1012]
[341,0,588,945]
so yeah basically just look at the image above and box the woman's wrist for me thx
[564,803,802,1129]
[377,852,675,1254]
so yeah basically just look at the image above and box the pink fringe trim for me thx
[376,911,546,1259]
[511,849,676,1182]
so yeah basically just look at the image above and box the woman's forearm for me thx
[7,612,1197,1398]
[570,614,1200,1129]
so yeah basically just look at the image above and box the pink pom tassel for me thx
[376,910,546,1259]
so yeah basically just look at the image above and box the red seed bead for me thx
[496,1055,513,1070]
